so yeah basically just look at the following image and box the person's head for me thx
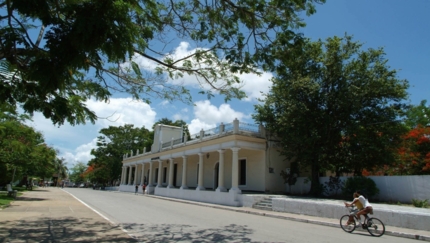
[355,190,367,199]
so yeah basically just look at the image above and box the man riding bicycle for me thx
[344,190,373,227]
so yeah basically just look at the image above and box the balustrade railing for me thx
[128,119,265,155]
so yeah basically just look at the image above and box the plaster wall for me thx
[155,187,242,206]
[290,175,430,204]
[264,147,290,193]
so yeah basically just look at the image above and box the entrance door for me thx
[214,163,219,190]
[173,164,178,187]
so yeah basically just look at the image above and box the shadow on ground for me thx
[122,223,254,242]
[0,217,135,242]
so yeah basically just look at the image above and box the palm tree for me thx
[53,158,68,186]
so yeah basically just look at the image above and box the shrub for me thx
[324,176,344,196]
[412,199,428,208]
[342,176,379,199]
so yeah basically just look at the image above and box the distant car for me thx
[79,184,85,188]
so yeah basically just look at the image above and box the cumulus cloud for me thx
[58,138,97,168]
[86,97,156,129]
[238,71,273,101]
[130,42,273,102]
[188,100,246,134]
[27,97,157,166]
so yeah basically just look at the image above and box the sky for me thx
[25,0,430,168]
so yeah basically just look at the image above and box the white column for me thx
[168,158,174,188]
[180,156,188,189]
[128,166,133,185]
[216,149,227,192]
[122,167,127,184]
[196,152,205,191]
[157,160,163,187]
[230,147,241,193]
[140,163,145,185]
[148,161,154,187]
[120,167,125,184]
[133,164,138,185]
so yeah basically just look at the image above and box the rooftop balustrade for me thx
[124,119,265,159]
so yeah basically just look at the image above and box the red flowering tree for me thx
[394,126,430,175]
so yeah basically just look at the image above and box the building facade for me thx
[119,119,288,206]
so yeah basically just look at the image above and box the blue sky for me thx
[26,0,430,168]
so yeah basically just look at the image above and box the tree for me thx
[403,100,430,129]
[88,124,151,184]
[394,126,430,175]
[52,157,68,186]
[69,162,88,185]
[0,113,57,185]
[253,35,409,195]
[1,0,325,126]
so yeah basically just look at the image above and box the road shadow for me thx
[0,217,136,242]
[122,223,254,242]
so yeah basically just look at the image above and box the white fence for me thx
[288,175,430,203]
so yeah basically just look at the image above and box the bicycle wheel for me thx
[366,217,385,237]
[340,215,356,233]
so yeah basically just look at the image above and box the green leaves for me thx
[1,0,324,126]
[0,109,58,185]
[254,35,409,194]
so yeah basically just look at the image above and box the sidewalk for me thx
[0,187,135,242]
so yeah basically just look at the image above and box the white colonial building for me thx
[119,119,288,206]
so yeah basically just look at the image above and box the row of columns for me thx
[120,147,240,192]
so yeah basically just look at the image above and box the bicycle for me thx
[340,206,385,237]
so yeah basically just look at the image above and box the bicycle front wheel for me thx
[366,217,385,237]
[340,215,356,233]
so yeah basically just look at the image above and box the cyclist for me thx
[344,190,373,227]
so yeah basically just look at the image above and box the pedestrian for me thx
[142,183,146,195]
[135,184,138,194]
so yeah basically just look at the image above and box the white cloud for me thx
[188,100,245,134]
[86,97,156,129]
[26,97,158,166]
[238,71,273,101]
[129,42,273,102]
[59,138,97,168]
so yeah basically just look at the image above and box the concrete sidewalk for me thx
[0,187,135,242]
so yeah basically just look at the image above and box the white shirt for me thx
[358,195,372,208]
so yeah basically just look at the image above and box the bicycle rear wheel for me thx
[340,215,356,233]
[366,217,385,237]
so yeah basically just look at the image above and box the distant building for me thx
[119,119,291,206]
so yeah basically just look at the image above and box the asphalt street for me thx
[64,188,421,243]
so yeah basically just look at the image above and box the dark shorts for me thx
[359,206,373,215]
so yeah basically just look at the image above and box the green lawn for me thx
[0,186,27,209]
[0,193,15,209]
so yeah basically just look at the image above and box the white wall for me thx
[290,175,430,203]
[265,148,290,193]
[155,187,241,206]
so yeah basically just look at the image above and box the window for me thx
[239,159,246,185]
[163,167,167,183]
[196,164,199,184]
[155,168,158,183]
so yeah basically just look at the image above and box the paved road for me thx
[64,188,419,243]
